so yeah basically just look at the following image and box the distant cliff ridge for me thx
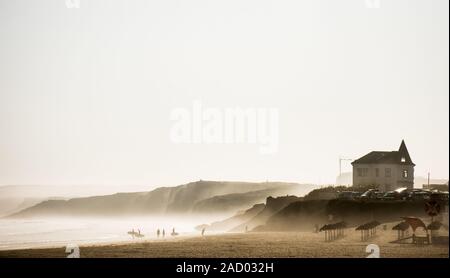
[8,181,310,218]
[230,195,302,232]
[192,187,297,215]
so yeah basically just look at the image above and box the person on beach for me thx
[162,229,165,238]
[201,228,205,236]
[171,228,178,236]
[157,229,160,238]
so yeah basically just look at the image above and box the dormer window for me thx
[401,157,406,163]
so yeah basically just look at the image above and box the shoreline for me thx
[0,233,199,252]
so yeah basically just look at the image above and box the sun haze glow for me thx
[0,0,448,187]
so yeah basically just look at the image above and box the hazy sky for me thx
[0,0,448,187]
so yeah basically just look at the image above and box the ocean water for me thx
[0,216,214,250]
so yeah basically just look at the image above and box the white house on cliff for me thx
[352,140,415,192]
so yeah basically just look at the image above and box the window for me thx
[375,168,379,177]
[402,170,408,178]
[385,168,391,178]
[357,168,369,177]
[401,157,406,163]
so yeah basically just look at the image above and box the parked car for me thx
[394,187,409,200]
[360,189,380,200]
[338,191,361,200]
[407,189,431,201]
[374,192,385,199]
[382,191,402,201]
[430,191,449,201]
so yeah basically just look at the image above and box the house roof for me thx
[351,140,415,166]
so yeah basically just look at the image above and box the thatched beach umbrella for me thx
[319,221,347,242]
[427,221,444,231]
[392,221,410,231]
[426,221,449,244]
[356,221,381,241]
[392,221,410,240]
[319,224,332,242]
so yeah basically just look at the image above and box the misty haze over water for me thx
[0,216,215,251]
